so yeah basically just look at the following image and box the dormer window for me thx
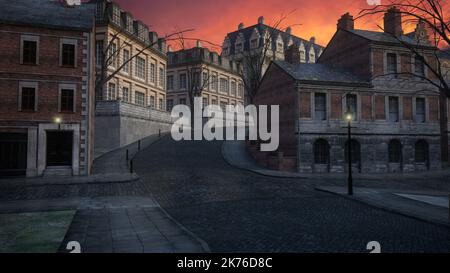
[277,42,284,52]
[300,50,306,63]
[222,47,229,55]
[111,5,121,25]
[387,53,397,74]
[251,39,258,49]
[235,43,243,53]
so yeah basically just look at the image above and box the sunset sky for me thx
[114,0,444,51]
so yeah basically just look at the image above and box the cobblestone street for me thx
[1,137,450,252]
[134,138,450,253]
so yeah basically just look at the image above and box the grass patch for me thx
[0,210,76,253]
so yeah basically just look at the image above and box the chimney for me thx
[238,23,244,30]
[258,16,265,25]
[285,44,301,64]
[309,36,316,44]
[384,7,403,37]
[149,31,158,44]
[196,40,202,48]
[167,45,173,52]
[286,26,292,35]
[158,38,166,53]
[337,12,354,31]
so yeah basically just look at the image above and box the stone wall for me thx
[94,100,173,157]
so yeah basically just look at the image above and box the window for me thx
[415,140,429,163]
[122,49,130,73]
[167,75,174,90]
[388,139,402,163]
[415,55,425,76]
[60,89,74,112]
[346,94,357,120]
[149,95,155,108]
[219,78,229,93]
[122,87,129,102]
[388,97,399,122]
[150,63,156,83]
[202,97,208,107]
[61,43,75,67]
[222,47,229,55]
[135,91,145,106]
[277,42,283,52]
[230,81,237,96]
[314,139,330,164]
[387,53,397,74]
[300,50,306,62]
[96,40,103,67]
[314,93,327,120]
[202,72,208,86]
[251,39,258,49]
[107,83,116,100]
[193,72,200,89]
[416,98,426,122]
[212,99,217,105]
[235,43,243,53]
[220,101,227,111]
[159,98,164,110]
[167,99,174,111]
[180,74,187,89]
[345,139,361,164]
[108,42,117,67]
[20,87,36,111]
[238,83,244,97]
[159,66,165,87]
[22,40,37,65]
[211,75,218,91]
[135,56,146,80]
[179,98,186,105]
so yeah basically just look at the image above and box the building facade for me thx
[0,0,96,177]
[166,45,245,111]
[253,9,444,173]
[93,0,172,156]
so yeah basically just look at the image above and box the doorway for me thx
[46,131,73,166]
[0,133,27,177]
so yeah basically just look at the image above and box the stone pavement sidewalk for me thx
[0,196,210,253]
[316,186,450,227]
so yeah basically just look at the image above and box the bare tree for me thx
[234,11,301,104]
[358,0,450,162]
[357,0,450,98]
[95,26,193,102]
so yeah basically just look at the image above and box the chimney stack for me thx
[196,40,202,48]
[238,23,244,30]
[285,44,301,64]
[286,26,292,35]
[258,16,265,25]
[384,7,403,37]
[337,12,354,31]
[309,36,316,44]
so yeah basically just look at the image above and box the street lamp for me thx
[345,107,353,195]
[54,117,62,130]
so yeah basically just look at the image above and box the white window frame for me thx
[58,83,77,113]
[18,81,38,111]
[20,35,39,65]
[59,38,77,67]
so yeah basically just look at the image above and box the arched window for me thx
[415,140,429,163]
[388,139,402,163]
[345,139,361,164]
[314,139,330,164]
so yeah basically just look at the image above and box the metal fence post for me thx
[126,149,129,161]
[138,140,141,150]
[130,159,133,173]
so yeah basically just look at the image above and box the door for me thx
[0,133,27,177]
[46,131,73,166]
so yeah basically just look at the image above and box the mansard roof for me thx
[0,0,96,31]
[225,23,324,62]
[273,60,370,87]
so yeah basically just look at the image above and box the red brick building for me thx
[0,1,96,177]
[253,8,446,173]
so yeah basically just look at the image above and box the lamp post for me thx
[54,117,62,130]
[345,108,353,196]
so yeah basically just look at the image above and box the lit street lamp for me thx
[345,108,353,196]
[54,117,62,130]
